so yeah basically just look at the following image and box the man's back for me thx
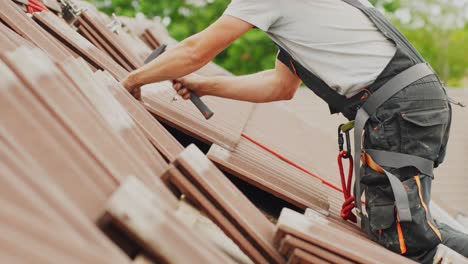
[224,0,397,96]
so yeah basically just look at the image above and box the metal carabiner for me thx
[338,124,352,159]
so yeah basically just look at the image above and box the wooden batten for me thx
[164,145,286,264]
[98,176,235,264]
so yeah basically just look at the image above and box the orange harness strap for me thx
[362,152,408,254]
[361,152,385,174]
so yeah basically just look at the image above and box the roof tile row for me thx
[2,1,465,263]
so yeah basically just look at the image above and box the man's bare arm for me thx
[123,15,252,98]
[174,58,302,102]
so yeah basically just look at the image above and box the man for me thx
[123,0,468,262]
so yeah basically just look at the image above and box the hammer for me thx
[144,44,214,120]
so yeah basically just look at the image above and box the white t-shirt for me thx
[223,0,397,97]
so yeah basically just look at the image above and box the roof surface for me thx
[1,0,466,263]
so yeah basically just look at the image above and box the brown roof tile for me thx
[275,208,416,264]
[0,0,70,61]
[173,145,286,263]
[58,57,168,176]
[143,83,255,151]
[33,11,128,80]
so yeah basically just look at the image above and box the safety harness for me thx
[276,0,440,246]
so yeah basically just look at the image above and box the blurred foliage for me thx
[92,0,276,74]
[90,0,467,87]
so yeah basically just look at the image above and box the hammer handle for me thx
[145,45,214,120]
[190,93,214,119]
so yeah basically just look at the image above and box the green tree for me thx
[90,0,277,74]
[388,0,468,86]
[89,0,467,86]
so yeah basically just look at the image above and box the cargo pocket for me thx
[368,203,403,253]
[365,113,399,153]
[400,107,450,162]
[400,176,441,253]
[366,176,442,255]
[365,177,403,253]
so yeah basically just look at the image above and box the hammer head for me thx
[144,44,167,64]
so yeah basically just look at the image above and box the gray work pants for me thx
[362,74,468,263]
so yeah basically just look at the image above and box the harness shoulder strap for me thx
[342,0,368,9]
[277,47,349,114]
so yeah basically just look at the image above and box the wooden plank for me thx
[142,83,255,151]
[42,0,62,13]
[244,95,353,218]
[94,70,172,165]
[33,11,128,80]
[174,200,254,264]
[76,16,134,71]
[57,57,168,177]
[139,33,154,50]
[101,176,236,264]
[0,141,128,262]
[0,21,33,49]
[77,23,105,50]
[0,59,115,220]
[115,27,152,62]
[0,66,128,259]
[275,208,416,264]
[211,99,343,214]
[80,11,143,69]
[2,47,176,206]
[207,139,329,211]
[0,0,70,61]
[278,235,353,264]
[0,23,20,51]
[0,221,116,264]
[116,18,161,49]
[12,0,28,5]
[143,29,159,49]
[162,165,269,264]
[133,255,154,264]
[98,70,184,162]
[287,249,330,264]
[304,208,366,239]
[0,142,89,241]
[173,144,286,264]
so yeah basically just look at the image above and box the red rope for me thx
[338,150,357,223]
[241,132,344,193]
[241,132,363,222]
[26,0,48,13]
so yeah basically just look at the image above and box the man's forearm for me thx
[200,70,295,103]
[127,36,208,87]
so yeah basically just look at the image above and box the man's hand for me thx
[172,74,208,100]
[121,73,141,100]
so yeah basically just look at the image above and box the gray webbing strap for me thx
[380,168,412,221]
[342,0,367,9]
[366,149,434,177]
[361,63,434,114]
[354,63,434,222]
